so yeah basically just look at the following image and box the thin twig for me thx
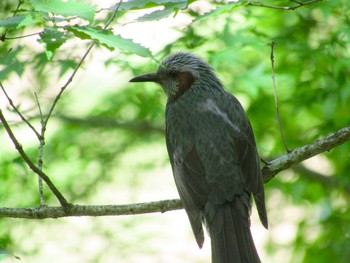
[42,42,94,130]
[35,93,46,206]
[248,0,322,10]
[0,82,42,140]
[42,0,122,131]
[103,0,123,30]
[4,31,43,40]
[0,109,69,206]
[270,41,290,152]
[0,1,122,208]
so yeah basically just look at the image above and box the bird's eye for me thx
[168,71,179,78]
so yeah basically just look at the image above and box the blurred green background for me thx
[1,0,350,262]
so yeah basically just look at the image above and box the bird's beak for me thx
[129,73,159,83]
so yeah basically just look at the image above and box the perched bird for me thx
[130,52,268,263]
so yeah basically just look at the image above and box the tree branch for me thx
[1,125,349,219]
[247,0,322,11]
[262,125,350,182]
[0,199,183,219]
[0,109,69,207]
[270,41,290,152]
[0,2,123,208]
[34,93,46,205]
[0,82,41,140]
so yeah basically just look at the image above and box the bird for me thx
[130,52,268,263]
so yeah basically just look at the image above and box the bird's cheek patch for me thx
[177,72,194,93]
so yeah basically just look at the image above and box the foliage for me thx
[1,0,350,262]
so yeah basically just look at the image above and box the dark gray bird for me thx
[130,52,268,263]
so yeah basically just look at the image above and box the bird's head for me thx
[130,52,222,100]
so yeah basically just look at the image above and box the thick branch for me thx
[0,125,349,219]
[262,125,350,182]
[0,199,182,219]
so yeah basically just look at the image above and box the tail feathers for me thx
[209,202,261,263]
[254,191,268,230]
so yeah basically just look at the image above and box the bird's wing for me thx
[216,92,268,229]
[166,135,210,248]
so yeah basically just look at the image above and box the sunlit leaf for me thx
[29,0,95,23]
[67,26,154,58]
[194,1,248,22]
[136,1,188,22]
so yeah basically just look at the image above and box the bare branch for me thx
[0,82,41,140]
[262,125,350,182]
[42,43,95,130]
[270,42,289,152]
[104,1,122,30]
[0,199,182,219]
[35,93,46,205]
[3,31,43,40]
[248,0,322,10]
[1,125,349,219]
[0,109,69,207]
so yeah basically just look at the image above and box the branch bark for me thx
[262,125,350,182]
[1,125,349,219]
[0,199,183,219]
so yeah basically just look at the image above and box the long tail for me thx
[209,200,261,263]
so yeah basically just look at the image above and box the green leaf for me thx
[67,26,154,58]
[38,27,67,60]
[136,1,188,22]
[194,1,248,22]
[0,14,43,29]
[29,0,95,23]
